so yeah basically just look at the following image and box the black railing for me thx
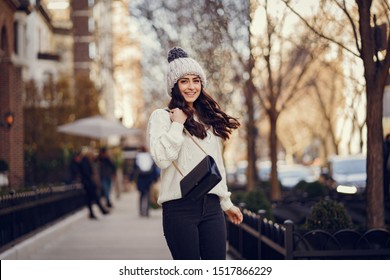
[0,184,85,251]
[227,208,390,260]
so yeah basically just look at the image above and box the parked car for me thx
[258,161,272,181]
[234,161,248,187]
[225,164,237,186]
[327,154,366,194]
[232,160,316,189]
[278,164,317,189]
[234,160,274,186]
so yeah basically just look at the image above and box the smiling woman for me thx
[147,47,242,260]
[177,75,202,106]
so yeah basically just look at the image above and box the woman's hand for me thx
[224,205,243,225]
[169,108,187,124]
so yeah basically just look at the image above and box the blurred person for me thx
[384,133,390,202]
[65,151,83,184]
[97,147,116,208]
[78,149,109,219]
[148,47,243,260]
[131,147,160,217]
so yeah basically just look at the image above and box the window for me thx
[89,42,96,59]
[23,23,27,57]
[1,26,7,52]
[14,21,19,54]
[88,17,95,32]
[38,28,42,52]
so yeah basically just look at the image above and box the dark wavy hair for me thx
[168,84,240,140]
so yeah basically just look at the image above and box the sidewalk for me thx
[1,190,172,260]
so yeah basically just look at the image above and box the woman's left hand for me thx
[225,205,243,225]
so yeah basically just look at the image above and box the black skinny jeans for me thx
[162,194,227,260]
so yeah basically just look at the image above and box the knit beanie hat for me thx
[166,47,207,96]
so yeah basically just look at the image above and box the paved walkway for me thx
[1,190,172,260]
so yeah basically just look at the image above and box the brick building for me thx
[70,0,144,128]
[0,0,31,188]
[1,0,143,188]
[70,0,93,78]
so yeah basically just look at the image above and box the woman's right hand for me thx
[169,108,187,124]
[225,205,243,225]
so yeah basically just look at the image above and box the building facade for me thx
[112,0,143,129]
[70,0,143,127]
[70,0,93,78]
[23,1,73,94]
[0,0,31,188]
[1,0,143,188]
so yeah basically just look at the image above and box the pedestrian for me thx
[147,47,243,260]
[65,150,83,184]
[132,147,160,217]
[98,147,116,208]
[384,133,390,202]
[78,149,109,219]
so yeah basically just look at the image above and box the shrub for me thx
[231,187,271,217]
[305,181,328,198]
[295,180,328,198]
[305,199,353,230]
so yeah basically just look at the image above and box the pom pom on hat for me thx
[166,47,207,96]
[167,47,188,63]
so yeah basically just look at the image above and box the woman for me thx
[148,47,243,260]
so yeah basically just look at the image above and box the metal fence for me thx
[0,184,85,251]
[227,208,390,260]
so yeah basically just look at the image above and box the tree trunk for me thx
[357,0,386,228]
[365,84,385,228]
[244,79,258,192]
[269,109,281,201]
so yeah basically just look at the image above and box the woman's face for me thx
[177,74,201,107]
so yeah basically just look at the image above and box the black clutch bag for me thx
[172,129,222,201]
[180,155,222,201]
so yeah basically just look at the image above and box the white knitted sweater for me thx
[147,109,233,211]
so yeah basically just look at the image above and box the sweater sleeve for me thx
[216,138,234,211]
[147,109,185,169]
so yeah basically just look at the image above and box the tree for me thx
[73,74,100,119]
[310,64,344,156]
[277,53,346,162]
[251,0,330,201]
[283,0,390,228]
[23,74,100,185]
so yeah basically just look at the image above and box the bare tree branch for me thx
[335,0,361,53]
[281,0,360,57]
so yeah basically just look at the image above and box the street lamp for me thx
[0,112,14,129]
